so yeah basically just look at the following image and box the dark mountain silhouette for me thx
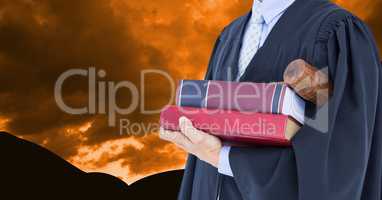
[0,132,183,199]
[127,170,184,199]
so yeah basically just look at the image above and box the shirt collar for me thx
[252,0,296,24]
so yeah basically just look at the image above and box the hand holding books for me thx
[160,116,222,168]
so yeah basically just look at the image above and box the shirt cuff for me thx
[218,146,234,177]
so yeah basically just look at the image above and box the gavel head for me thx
[283,59,332,106]
[283,59,307,86]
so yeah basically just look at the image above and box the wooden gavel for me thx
[283,59,333,106]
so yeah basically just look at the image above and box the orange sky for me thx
[0,0,380,184]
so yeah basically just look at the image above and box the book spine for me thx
[160,106,291,146]
[177,80,286,114]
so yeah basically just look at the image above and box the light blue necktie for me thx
[237,2,265,80]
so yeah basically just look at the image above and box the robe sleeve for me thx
[229,11,381,200]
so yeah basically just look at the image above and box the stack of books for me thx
[160,80,306,146]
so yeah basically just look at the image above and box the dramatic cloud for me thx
[0,0,380,184]
[68,133,186,183]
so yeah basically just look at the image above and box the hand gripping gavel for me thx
[283,59,333,106]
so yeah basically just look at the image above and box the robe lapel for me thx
[215,12,251,81]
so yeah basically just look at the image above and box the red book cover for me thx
[160,106,301,146]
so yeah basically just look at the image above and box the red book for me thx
[160,106,301,146]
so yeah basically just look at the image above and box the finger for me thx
[159,128,193,150]
[159,128,179,141]
[179,117,208,145]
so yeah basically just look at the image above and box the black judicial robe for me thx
[178,0,382,199]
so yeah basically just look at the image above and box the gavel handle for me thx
[283,59,333,106]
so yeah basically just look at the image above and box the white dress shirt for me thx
[218,0,296,177]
